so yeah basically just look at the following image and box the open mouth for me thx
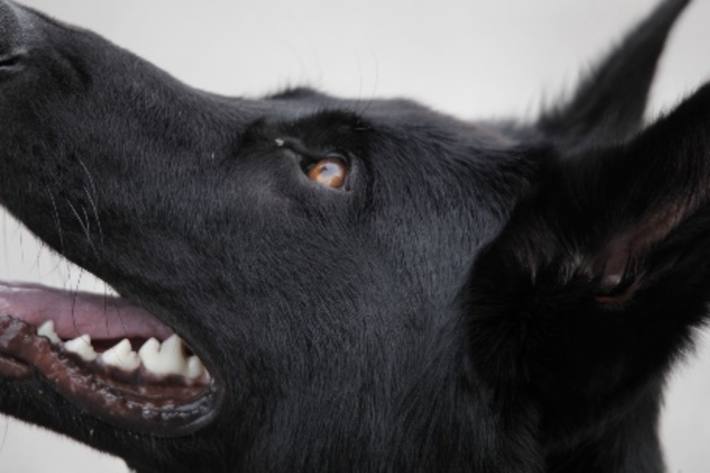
[0,281,220,437]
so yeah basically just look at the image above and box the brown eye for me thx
[306,158,348,189]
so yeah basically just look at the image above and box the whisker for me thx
[17,221,24,264]
[77,157,104,246]
[66,199,98,258]
[84,185,104,246]
[0,416,9,454]
[45,186,65,252]
[70,268,84,336]
[2,211,8,270]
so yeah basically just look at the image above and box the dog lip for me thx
[0,280,225,437]
[0,352,31,378]
[0,315,221,437]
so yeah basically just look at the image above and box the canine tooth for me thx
[100,339,140,371]
[185,356,205,380]
[139,335,188,377]
[64,335,98,362]
[37,321,61,344]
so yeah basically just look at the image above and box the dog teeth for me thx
[37,321,61,344]
[186,356,205,380]
[64,334,98,362]
[138,334,189,377]
[100,338,141,371]
[35,321,208,381]
[137,337,164,373]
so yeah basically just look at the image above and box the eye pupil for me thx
[307,158,347,189]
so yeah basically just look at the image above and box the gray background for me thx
[1,0,709,471]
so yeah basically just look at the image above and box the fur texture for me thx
[0,0,706,472]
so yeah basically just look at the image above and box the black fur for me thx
[0,0,706,471]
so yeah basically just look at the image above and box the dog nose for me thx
[0,0,22,55]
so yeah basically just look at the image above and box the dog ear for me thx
[468,84,710,413]
[511,83,710,307]
[538,0,691,153]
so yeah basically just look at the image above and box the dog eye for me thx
[305,157,348,189]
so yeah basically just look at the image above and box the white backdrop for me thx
[1,0,710,471]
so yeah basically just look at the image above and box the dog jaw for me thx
[0,281,218,436]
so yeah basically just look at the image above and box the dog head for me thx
[0,0,705,471]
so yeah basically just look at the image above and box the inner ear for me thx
[594,204,682,291]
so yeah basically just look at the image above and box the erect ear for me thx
[538,0,691,153]
[467,84,710,405]
[514,83,710,306]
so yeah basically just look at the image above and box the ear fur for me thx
[466,84,710,440]
[512,83,710,306]
[538,0,692,153]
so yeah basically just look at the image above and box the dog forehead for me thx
[254,91,516,154]
[261,88,452,125]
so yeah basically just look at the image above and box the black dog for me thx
[0,0,706,471]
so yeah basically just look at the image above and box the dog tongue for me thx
[0,282,173,341]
